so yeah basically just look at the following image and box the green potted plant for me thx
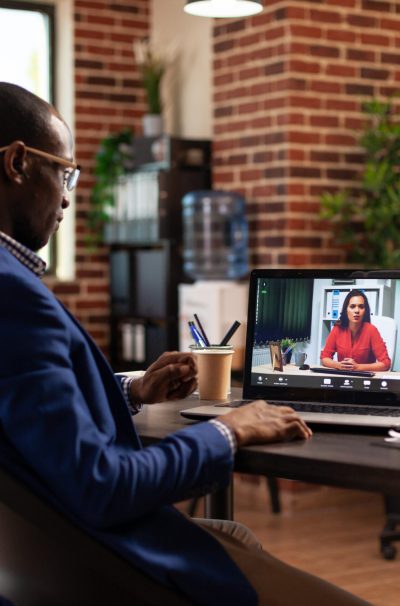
[280,338,296,365]
[87,128,134,246]
[320,97,400,269]
[134,39,166,137]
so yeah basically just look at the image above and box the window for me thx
[0,0,74,279]
[0,1,55,266]
[0,1,54,100]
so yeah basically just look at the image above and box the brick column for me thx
[213,0,400,268]
[45,0,150,354]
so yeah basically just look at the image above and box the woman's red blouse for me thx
[320,322,391,370]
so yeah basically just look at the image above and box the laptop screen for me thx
[243,269,400,406]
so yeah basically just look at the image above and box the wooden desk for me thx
[134,387,400,519]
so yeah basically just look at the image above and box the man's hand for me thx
[129,351,197,404]
[220,400,312,447]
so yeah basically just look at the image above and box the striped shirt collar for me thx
[0,231,46,278]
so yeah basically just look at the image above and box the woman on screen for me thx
[320,289,391,372]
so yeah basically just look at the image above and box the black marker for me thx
[219,320,241,346]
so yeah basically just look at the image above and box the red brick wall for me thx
[45,0,400,355]
[212,0,400,268]
[45,0,150,354]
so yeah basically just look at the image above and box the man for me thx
[0,82,370,606]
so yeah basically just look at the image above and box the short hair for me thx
[0,82,58,148]
[337,289,371,328]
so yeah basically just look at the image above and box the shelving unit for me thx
[108,136,211,371]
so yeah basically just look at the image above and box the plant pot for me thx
[142,114,163,137]
[282,351,292,365]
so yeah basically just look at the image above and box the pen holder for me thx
[189,345,234,400]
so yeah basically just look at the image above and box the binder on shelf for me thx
[331,289,340,320]
[103,137,211,245]
[108,137,211,369]
[121,322,145,363]
[120,320,170,366]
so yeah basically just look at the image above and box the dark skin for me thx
[130,351,198,403]
[0,104,312,446]
[129,350,312,444]
[221,400,312,447]
[0,114,71,251]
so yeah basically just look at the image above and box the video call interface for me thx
[250,276,400,395]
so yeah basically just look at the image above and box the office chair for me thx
[187,475,280,517]
[0,465,193,606]
[370,315,397,368]
[380,495,400,560]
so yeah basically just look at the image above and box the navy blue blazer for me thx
[0,247,257,605]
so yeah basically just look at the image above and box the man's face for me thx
[13,113,73,251]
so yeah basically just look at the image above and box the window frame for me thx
[0,0,75,280]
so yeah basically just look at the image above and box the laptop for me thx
[181,269,400,428]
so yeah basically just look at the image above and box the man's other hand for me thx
[220,400,312,447]
[130,351,197,404]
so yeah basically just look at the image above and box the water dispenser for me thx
[182,190,249,281]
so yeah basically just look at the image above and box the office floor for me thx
[181,477,400,606]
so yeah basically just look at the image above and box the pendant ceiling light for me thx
[184,0,263,18]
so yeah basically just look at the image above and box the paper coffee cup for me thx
[190,345,234,400]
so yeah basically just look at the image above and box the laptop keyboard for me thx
[224,399,400,417]
[310,367,375,377]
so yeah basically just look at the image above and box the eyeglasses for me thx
[0,144,80,192]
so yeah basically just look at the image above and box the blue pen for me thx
[188,321,206,347]
[193,313,210,346]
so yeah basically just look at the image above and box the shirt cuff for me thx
[120,376,143,415]
[209,419,237,457]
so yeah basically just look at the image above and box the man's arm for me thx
[0,273,311,531]
[0,275,233,527]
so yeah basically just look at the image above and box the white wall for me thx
[151,0,212,139]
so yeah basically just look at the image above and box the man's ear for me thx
[3,141,28,185]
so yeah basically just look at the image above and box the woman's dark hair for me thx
[336,289,371,328]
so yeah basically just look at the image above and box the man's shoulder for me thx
[0,247,50,305]
[0,244,17,266]
[0,245,28,272]
[0,246,40,282]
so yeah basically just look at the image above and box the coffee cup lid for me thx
[189,344,234,354]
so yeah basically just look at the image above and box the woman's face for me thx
[346,296,366,325]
